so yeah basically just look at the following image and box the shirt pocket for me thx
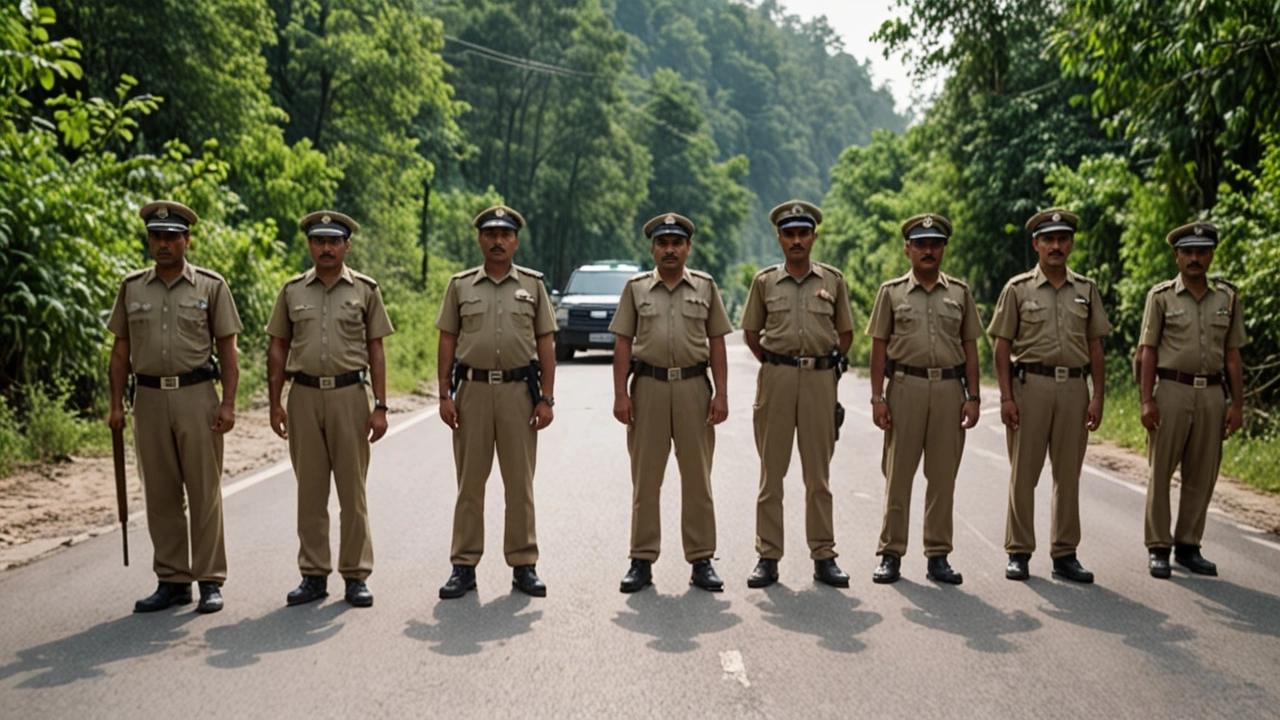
[892,302,916,333]
[126,302,153,334]
[1162,308,1190,342]
[1208,312,1231,347]
[682,297,710,342]
[511,297,536,329]
[176,299,210,342]
[459,297,488,334]
[807,295,835,318]
[1018,300,1048,329]
[1065,297,1090,339]
[338,299,367,342]
[939,299,964,335]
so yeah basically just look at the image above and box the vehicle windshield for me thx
[563,270,634,295]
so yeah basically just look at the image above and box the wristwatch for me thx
[964,394,981,403]
[373,398,389,412]
[540,396,555,407]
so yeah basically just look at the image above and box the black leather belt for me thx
[1017,362,1089,380]
[887,359,964,380]
[634,360,709,382]
[761,350,837,370]
[290,370,364,389]
[1157,368,1222,388]
[457,364,532,384]
[135,367,215,390]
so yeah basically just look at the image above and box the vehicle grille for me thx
[566,307,614,332]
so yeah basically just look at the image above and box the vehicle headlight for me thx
[555,306,569,323]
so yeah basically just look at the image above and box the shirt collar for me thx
[772,262,821,284]
[1030,264,1081,287]
[144,262,195,287]
[303,265,355,287]
[905,270,949,293]
[473,264,519,285]
[643,268,697,290]
[1172,274,1220,295]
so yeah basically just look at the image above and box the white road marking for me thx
[1080,462,1145,495]
[719,650,751,688]
[969,446,1008,465]
[981,406,1001,416]
[957,513,1001,553]
[853,492,872,500]
[1246,536,1280,552]
[987,425,1004,436]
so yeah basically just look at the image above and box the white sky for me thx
[775,0,944,117]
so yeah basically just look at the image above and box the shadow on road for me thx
[754,584,881,653]
[895,580,1041,653]
[1178,578,1280,637]
[0,610,197,688]
[1028,578,1200,666]
[204,602,349,668]
[404,592,541,656]
[611,587,741,653]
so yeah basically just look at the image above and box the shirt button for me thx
[162,306,168,312]
[162,324,168,330]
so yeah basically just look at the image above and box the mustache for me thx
[922,255,936,262]
[1188,263,1203,269]
[1049,251,1064,257]
[489,245,505,252]
[662,254,677,260]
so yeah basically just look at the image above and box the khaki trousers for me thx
[1004,374,1089,558]
[287,382,373,580]
[450,379,538,567]
[132,382,226,584]
[627,374,717,563]
[877,373,966,558]
[752,362,837,561]
[1145,379,1226,549]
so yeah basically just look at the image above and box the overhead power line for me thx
[444,36,601,78]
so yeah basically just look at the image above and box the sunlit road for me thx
[2,335,1278,718]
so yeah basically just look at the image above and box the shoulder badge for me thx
[514,264,544,279]
[451,267,482,280]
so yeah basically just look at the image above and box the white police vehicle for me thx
[552,260,642,361]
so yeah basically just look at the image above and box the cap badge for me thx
[1194,225,1204,236]
[664,214,676,224]
[1051,212,1062,222]
[922,216,934,228]
[791,204,803,216]
[156,207,169,219]
[495,208,506,218]
[321,214,332,224]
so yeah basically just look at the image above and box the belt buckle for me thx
[319,376,336,390]
[1054,366,1069,382]
[160,376,179,390]
[927,367,943,381]
[1193,376,1208,389]
[488,370,503,385]
[798,357,816,370]
[667,367,682,382]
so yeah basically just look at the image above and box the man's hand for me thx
[613,394,634,425]
[1141,400,1160,431]
[530,400,554,430]
[1000,398,1020,430]
[706,394,728,426]
[1225,404,1243,439]
[961,400,979,429]
[440,397,459,429]
[107,406,125,431]
[212,402,236,434]
[1086,396,1104,432]
[367,408,388,443]
[270,405,288,440]
[872,401,892,431]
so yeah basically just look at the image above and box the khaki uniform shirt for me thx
[866,271,983,368]
[1139,276,1244,375]
[987,265,1111,366]
[265,266,395,376]
[741,263,854,355]
[609,269,733,368]
[435,264,557,370]
[107,262,242,376]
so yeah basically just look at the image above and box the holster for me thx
[526,359,542,406]
[835,402,845,441]
[449,359,460,400]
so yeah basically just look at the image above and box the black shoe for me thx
[512,565,546,597]
[690,559,724,591]
[439,565,477,599]
[1052,554,1095,584]
[814,558,849,588]
[196,582,223,614]
[747,558,779,588]
[286,575,329,606]
[1174,545,1218,576]
[872,554,901,584]
[1005,553,1031,581]
[620,559,652,594]
[134,582,192,613]
[1149,548,1172,579]
[344,578,373,607]
[926,555,963,585]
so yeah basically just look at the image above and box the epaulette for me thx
[451,267,482,280]
[350,269,379,288]
[1008,269,1038,284]
[284,272,309,286]
[881,274,909,289]
[816,261,844,278]
[1067,268,1097,286]
[630,271,651,282]
[1211,277,1237,292]
[1150,279,1176,295]
[514,264,544,279]
[122,268,149,283]
[943,272,970,289]
[754,264,781,280]
[194,266,227,282]
[687,269,713,280]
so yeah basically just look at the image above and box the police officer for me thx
[741,200,854,588]
[435,205,557,599]
[107,200,242,614]
[1138,221,1244,578]
[266,211,395,608]
[866,214,981,585]
[989,208,1111,583]
[609,213,733,593]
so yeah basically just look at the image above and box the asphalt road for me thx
[2,335,1278,718]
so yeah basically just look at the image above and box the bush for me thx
[21,381,91,462]
[0,396,23,476]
